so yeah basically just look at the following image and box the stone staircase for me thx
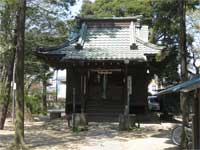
[86,98,124,122]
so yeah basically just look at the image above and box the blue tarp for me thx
[157,76,200,95]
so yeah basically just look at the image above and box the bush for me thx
[25,91,42,114]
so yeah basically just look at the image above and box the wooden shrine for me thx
[37,16,163,122]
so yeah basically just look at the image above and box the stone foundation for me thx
[68,113,88,129]
[119,114,136,130]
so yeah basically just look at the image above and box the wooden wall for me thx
[66,69,81,113]
[65,64,149,119]
[128,65,149,114]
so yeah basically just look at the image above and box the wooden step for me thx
[87,113,120,122]
[86,106,123,112]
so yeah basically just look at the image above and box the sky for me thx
[70,0,95,17]
[57,0,95,76]
[69,0,83,17]
[51,0,96,98]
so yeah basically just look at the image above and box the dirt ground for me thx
[0,116,179,150]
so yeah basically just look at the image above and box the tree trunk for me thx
[42,79,47,114]
[0,79,10,130]
[178,0,189,149]
[14,0,26,147]
[0,51,15,129]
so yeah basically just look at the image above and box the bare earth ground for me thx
[0,116,179,150]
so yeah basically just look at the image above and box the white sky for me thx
[70,0,83,17]
[70,0,95,17]
[51,0,97,97]
[54,0,95,79]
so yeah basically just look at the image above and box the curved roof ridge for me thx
[78,15,143,21]
[136,37,164,50]
[37,33,80,52]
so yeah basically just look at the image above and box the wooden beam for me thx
[124,65,129,115]
[72,88,76,129]
[80,70,85,113]
[65,69,67,115]
[90,69,122,72]
[198,89,200,149]
[192,89,200,149]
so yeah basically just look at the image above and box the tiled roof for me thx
[60,41,160,61]
[157,76,200,95]
[37,17,163,62]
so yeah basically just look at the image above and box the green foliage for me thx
[81,0,152,18]
[0,0,77,118]
[24,0,77,81]
[72,126,88,132]
[23,0,78,115]
[0,81,8,103]
[0,0,16,66]
[187,8,200,75]
[25,90,42,114]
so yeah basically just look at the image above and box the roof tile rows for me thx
[37,17,163,62]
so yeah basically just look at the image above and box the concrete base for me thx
[119,114,136,130]
[48,109,65,120]
[69,113,88,129]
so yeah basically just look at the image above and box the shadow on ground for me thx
[0,116,180,150]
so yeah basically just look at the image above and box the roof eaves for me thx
[78,15,143,22]
[157,76,200,95]
[61,57,146,62]
[136,38,164,51]
[76,22,87,49]
[36,32,80,54]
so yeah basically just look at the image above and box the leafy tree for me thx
[151,0,181,85]
[3,0,76,148]
[187,8,200,75]
[0,0,77,131]
[0,0,17,130]
[22,0,77,116]
[81,0,152,18]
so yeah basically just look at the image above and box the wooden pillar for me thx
[83,74,87,112]
[66,69,76,114]
[127,75,132,112]
[124,61,129,115]
[198,88,200,149]
[55,70,58,102]
[73,88,76,113]
[192,89,200,149]
[65,69,67,115]
[80,70,86,113]
[80,73,83,113]
[85,70,90,112]
[72,88,76,129]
